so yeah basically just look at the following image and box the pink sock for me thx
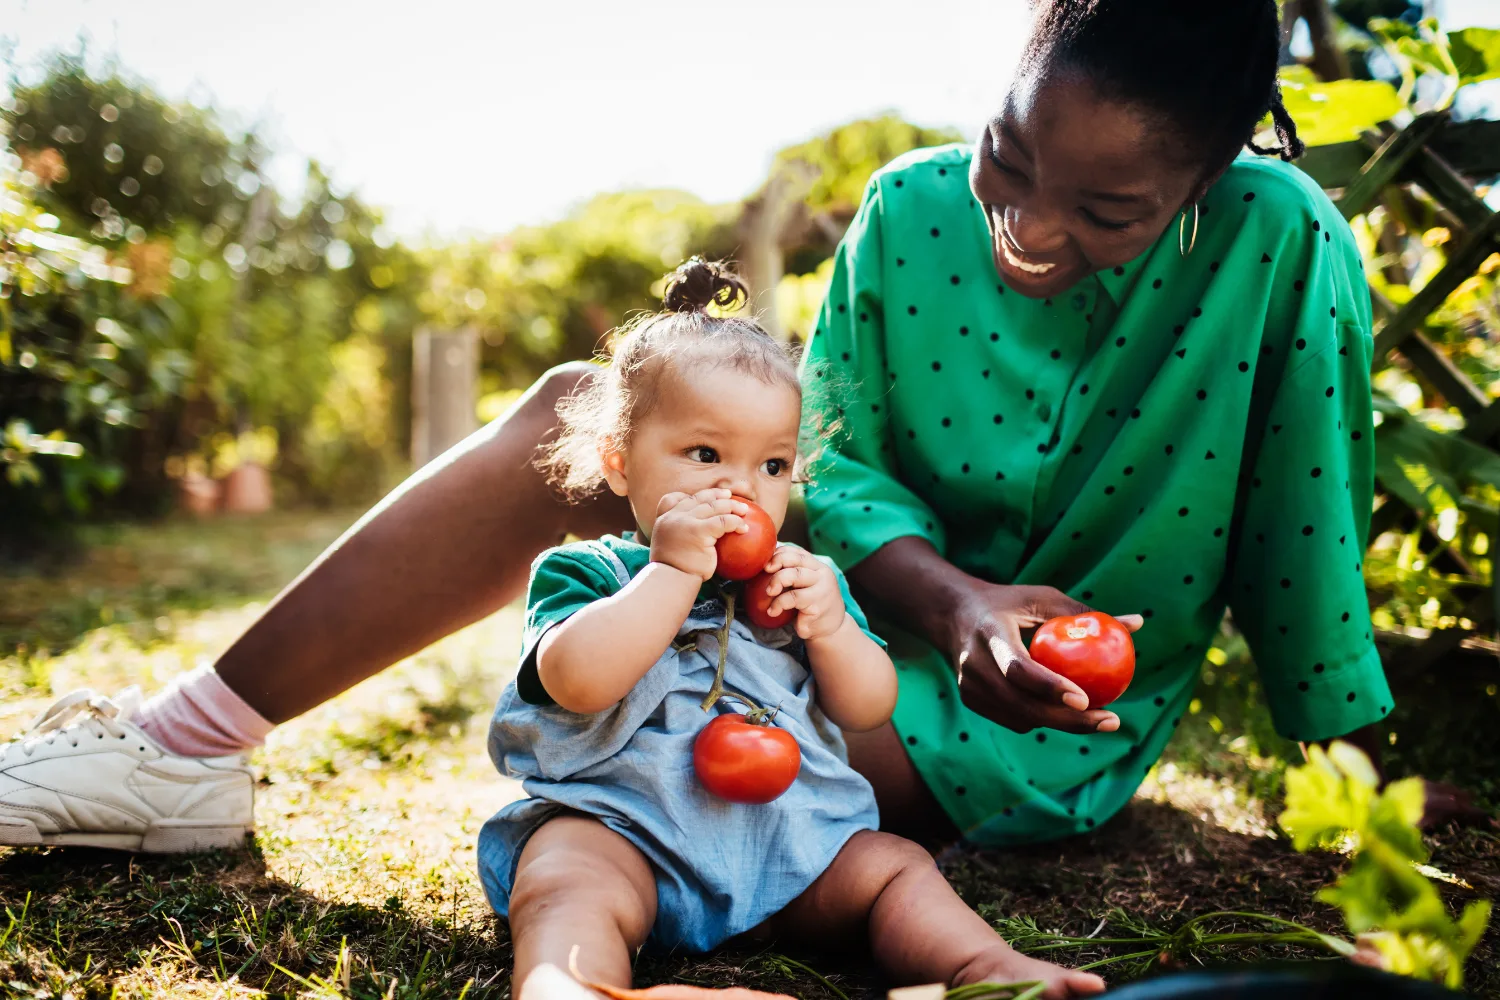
[134,665,275,757]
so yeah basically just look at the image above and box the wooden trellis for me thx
[1298,113,1500,677]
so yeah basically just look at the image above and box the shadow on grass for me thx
[0,842,512,999]
[1,798,1496,998]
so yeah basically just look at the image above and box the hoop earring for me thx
[1178,203,1199,257]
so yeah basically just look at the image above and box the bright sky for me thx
[5,0,1497,239]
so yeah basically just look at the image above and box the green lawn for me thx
[0,512,1495,998]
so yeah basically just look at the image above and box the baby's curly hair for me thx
[538,258,838,500]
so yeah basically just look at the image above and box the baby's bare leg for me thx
[509,815,658,990]
[770,831,1105,1000]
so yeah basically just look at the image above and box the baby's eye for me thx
[763,458,790,477]
[688,446,719,464]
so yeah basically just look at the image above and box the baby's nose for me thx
[717,473,755,502]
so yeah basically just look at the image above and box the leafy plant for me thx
[1280,743,1490,987]
[982,743,1491,988]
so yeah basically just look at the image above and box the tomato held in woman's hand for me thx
[693,713,800,804]
[743,570,795,630]
[714,498,777,580]
[1028,612,1136,709]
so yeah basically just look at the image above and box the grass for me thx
[0,512,1496,998]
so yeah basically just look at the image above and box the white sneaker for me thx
[0,688,254,852]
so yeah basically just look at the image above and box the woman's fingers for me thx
[986,632,1091,711]
[959,641,1113,735]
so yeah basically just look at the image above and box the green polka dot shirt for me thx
[801,144,1393,845]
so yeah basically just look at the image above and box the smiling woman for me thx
[0,0,1474,965]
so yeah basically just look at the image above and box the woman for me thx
[0,0,1474,852]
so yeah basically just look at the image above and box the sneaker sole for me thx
[0,817,252,853]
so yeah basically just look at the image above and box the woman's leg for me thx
[509,815,659,990]
[216,362,630,723]
[845,724,959,848]
[768,831,1105,999]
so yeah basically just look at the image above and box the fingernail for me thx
[1062,692,1088,711]
[1096,719,1119,733]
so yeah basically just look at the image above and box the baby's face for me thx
[605,364,802,540]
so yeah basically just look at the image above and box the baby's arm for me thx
[759,547,897,732]
[537,489,747,714]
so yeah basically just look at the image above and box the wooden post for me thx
[411,326,479,469]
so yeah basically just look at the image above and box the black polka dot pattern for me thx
[794,152,1390,831]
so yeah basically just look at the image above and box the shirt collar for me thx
[1094,245,1151,308]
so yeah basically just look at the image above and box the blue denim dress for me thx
[477,538,881,952]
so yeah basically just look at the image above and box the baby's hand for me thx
[759,545,847,642]
[650,489,748,581]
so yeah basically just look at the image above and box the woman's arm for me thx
[849,537,1139,734]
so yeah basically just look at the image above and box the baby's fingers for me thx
[762,563,821,598]
[761,544,811,574]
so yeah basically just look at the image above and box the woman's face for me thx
[970,70,1212,300]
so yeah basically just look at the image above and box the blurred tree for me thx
[750,115,962,338]
[7,51,234,238]
[424,189,739,391]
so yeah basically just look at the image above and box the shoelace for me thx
[1,687,143,761]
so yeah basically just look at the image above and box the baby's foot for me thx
[955,945,1105,1000]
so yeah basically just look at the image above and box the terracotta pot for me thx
[178,473,221,517]
[221,462,273,514]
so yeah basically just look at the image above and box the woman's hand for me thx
[848,537,1142,735]
[943,580,1141,735]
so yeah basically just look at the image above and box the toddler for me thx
[478,259,1105,999]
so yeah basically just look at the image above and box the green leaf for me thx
[1450,27,1500,88]
[1456,900,1492,956]
[1372,393,1500,516]
[1275,74,1405,146]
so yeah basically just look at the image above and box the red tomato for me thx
[1028,611,1136,708]
[744,570,795,630]
[714,497,777,581]
[693,713,800,804]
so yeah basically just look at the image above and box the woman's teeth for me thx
[999,233,1056,275]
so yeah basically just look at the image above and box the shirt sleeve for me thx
[801,177,946,571]
[515,543,626,705]
[1228,296,1394,744]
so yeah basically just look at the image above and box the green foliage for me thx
[1280,742,1491,987]
[767,115,962,219]
[1275,66,1405,146]
[7,52,233,237]
[1,56,424,533]
[1448,27,1500,88]
[1366,17,1500,107]
[422,190,739,388]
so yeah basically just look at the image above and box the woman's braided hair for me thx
[1021,0,1305,169]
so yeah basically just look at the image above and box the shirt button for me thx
[1036,402,1052,422]
[1070,293,1088,311]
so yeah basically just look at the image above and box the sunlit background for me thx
[2,0,1498,531]
[11,0,1493,238]
[4,5,1500,994]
